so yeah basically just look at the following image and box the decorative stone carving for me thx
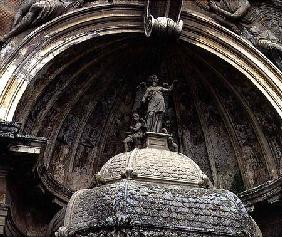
[161,127,178,152]
[144,0,183,37]
[97,144,209,186]
[141,75,177,133]
[209,0,250,20]
[206,0,282,70]
[126,75,178,152]
[56,136,261,237]
[123,113,146,152]
[0,0,84,47]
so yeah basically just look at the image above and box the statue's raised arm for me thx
[161,80,178,92]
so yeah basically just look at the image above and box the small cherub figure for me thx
[208,0,251,21]
[123,113,146,152]
[167,136,178,152]
[161,127,178,152]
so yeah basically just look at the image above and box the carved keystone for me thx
[144,0,183,38]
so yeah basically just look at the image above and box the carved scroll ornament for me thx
[144,0,183,38]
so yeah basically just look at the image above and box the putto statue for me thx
[141,74,177,133]
[162,127,178,152]
[123,113,146,152]
[208,0,250,21]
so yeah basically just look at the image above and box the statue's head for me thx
[132,113,140,121]
[149,74,159,86]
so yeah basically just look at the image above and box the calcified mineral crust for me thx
[56,137,261,237]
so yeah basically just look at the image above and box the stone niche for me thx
[2,32,281,237]
[0,1,282,237]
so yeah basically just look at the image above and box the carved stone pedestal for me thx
[146,132,170,150]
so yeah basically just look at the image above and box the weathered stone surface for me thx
[58,145,261,237]
[0,1,281,236]
[62,179,260,237]
[98,147,208,187]
[0,0,20,38]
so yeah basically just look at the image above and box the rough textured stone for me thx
[0,0,20,38]
[64,180,258,236]
[58,147,261,237]
[0,1,281,236]
[98,148,208,186]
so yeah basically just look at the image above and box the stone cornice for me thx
[239,177,282,210]
[0,121,46,157]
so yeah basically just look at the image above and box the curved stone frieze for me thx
[0,3,144,122]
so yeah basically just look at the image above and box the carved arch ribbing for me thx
[0,3,281,122]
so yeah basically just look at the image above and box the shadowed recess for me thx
[13,34,282,198]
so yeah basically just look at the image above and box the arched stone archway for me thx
[0,2,282,236]
[0,4,281,122]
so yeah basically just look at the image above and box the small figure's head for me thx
[132,113,140,121]
[165,120,171,128]
[167,136,173,142]
[149,74,159,86]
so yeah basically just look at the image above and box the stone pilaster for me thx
[0,121,46,236]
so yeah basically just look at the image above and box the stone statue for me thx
[167,136,178,152]
[0,0,84,47]
[208,0,251,21]
[123,113,146,152]
[161,127,178,152]
[246,25,282,69]
[207,0,282,70]
[141,74,177,133]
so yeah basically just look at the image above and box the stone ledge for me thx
[239,177,282,210]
